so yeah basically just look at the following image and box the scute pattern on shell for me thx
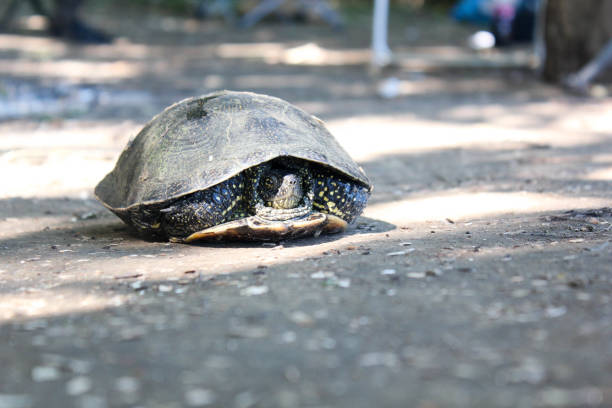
[95,91,370,214]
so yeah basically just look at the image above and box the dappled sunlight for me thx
[0,289,128,323]
[0,34,68,57]
[0,121,138,199]
[0,121,137,150]
[0,34,144,82]
[0,223,381,276]
[214,41,531,68]
[377,77,515,98]
[216,42,287,59]
[0,150,114,199]
[394,48,533,70]
[585,155,612,181]
[0,215,605,324]
[0,118,138,193]
[0,59,144,82]
[216,42,370,66]
[365,191,611,225]
[328,117,610,163]
[586,167,612,181]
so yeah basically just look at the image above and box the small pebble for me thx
[68,360,92,375]
[512,289,530,298]
[289,311,314,327]
[576,292,591,301]
[425,269,442,277]
[545,306,567,318]
[335,278,351,288]
[406,272,426,279]
[310,271,335,279]
[280,331,297,343]
[359,352,399,368]
[386,251,406,256]
[240,285,269,296]
[66,376,92,396]
[115,376,140,394]
[158,284,173,292]
[381,269,396,275]
[32,366,61,382]
[284,366,301,383]
[185,388,216,407]
[130,281,145,290]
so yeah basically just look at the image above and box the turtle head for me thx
[258,169,303,209]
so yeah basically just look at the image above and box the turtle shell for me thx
[95,90,371,215]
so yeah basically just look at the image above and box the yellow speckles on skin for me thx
[323,196,329,202]
[318,191,325,198]
[341,198,345,203]
[317,181,323,185]
[221,196,242,217]
[313,202,325,210]
[331,182,337,187]
[323,187,328,192]
[327,201,336,208]
[152,222,161,228]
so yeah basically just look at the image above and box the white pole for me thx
[371,0,393,68]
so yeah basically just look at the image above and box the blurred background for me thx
[1,0,610,200]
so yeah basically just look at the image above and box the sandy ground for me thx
[1,6,612,408]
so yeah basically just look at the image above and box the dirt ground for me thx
[1,5,612,408]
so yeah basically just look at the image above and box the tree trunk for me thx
[542,0,612,82]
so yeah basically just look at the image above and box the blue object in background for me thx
[451,0,491,23]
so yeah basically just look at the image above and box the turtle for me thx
[94,90,372,242]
